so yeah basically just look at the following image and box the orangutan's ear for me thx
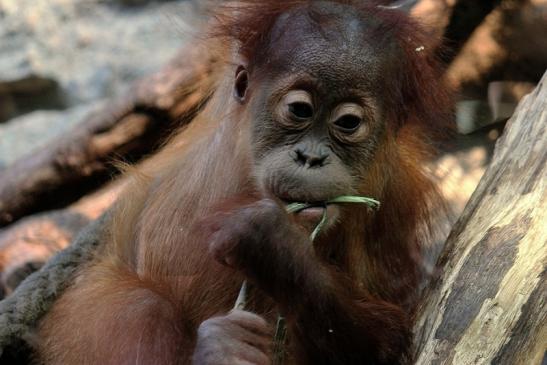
[233,65,249,103]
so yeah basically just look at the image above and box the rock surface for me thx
[0,0,198,108]
[0,0,200,166]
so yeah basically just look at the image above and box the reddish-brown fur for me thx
[36,1,452,364]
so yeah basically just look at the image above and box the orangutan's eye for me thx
[289,102,314,119]
[332,103,365,134]
[334,115,362,133]
[283,90,314,121]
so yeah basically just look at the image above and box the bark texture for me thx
[414,72,547,364]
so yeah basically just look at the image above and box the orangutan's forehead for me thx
[259,3,402,89]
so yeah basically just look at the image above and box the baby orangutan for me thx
[36,1,452,364]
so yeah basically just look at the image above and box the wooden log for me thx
[413,72,547,364]
[0,180,123,297]
[0,43,218,227]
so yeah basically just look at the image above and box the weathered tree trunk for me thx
[414,73,546,364]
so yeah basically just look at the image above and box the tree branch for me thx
[0,43,218,227]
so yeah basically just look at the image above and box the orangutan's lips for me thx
[278,196,327,228]
[294,205,326,225]
[285,205,324,234]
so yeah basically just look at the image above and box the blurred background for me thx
[0,0,546,299]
